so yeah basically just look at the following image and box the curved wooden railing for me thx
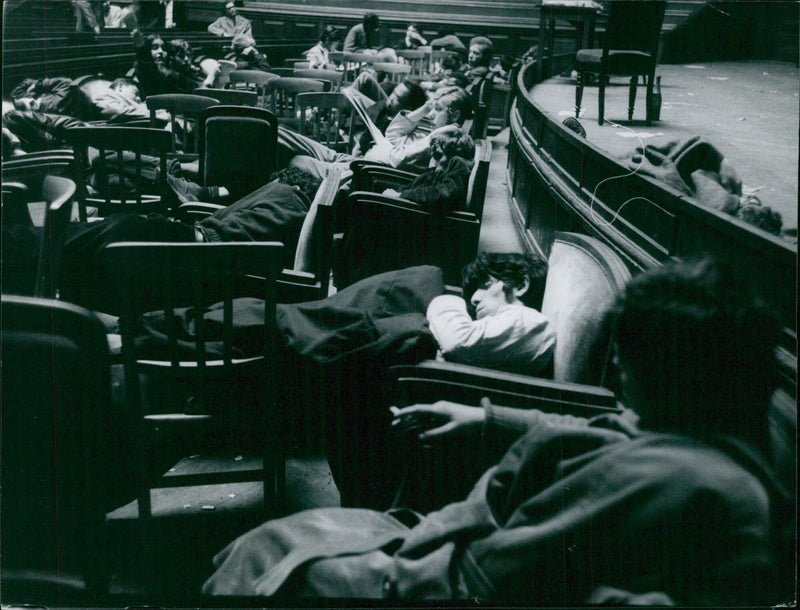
[507,56,797,345]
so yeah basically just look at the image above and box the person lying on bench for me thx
[202,258,788,606]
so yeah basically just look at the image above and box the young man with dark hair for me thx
[204,258,788,606]
[427,251,554,374]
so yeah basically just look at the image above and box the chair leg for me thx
[645,72,655,125]
[628,76,637,121]
[575,71,584,118]
[598,72,606,125]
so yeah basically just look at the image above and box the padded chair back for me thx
[66,125,172,217]
[293,68,343,91]
[464,138,492,218]
[1,295,112,588]
[604,1,666,57]
[145,93,219,155]
[197,105,278,188]
[293,61,311,69]
[297,91,354,153]
[341,193,480,287]
[193,87,258,107]
[36,175,77,298]
[540,232,631,385]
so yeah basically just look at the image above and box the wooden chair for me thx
[387,231,632,510]
[1,294,114,599]
[575,1,666,125]
[178,169,341,303]
[293,68,344,91]
[197,105,279,192]
[193,87,258,107]
[329,51,375,85]
[66,125,173,218]
[297,91,354,153]
[292,61,310,69]
[396,48,429,78]
[145,93,219,158]
[371,62,412,84]
[264,77,327,129]
[227,69,279,108]
[101,241,285,590]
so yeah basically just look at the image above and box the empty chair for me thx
[101,241,285,591]
[371,62,412,83]
[264,77,327,128]
[145,93,219,157]
[227,69,279,108]
[193,87,258,107]
[396,48,429,78]
[297,91,354,153]
[197,105,279,194]
[66,125,173,218]
[575,1,666,125]
[293,68,343,91]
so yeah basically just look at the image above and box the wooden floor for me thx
[529,60,799,235]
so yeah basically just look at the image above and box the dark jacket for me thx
[399,156,473,214]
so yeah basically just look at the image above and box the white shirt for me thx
[426,294,556,374]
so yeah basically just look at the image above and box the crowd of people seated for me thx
[1,5,794,606]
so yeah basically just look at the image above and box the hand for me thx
[390,400,485,441]
[382,188,401,198]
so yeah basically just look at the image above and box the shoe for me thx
[562,116,586,138]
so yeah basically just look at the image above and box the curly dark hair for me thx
[610,257,779,443]
[269,167,322,202]
[461,252,548,310]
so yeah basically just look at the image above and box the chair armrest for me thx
[176,201,224,222]
[350,159,419,191]
[391,360,619,418]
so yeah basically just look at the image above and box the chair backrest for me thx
[145,93,219,154]
[293,68,343,91]
[603,0,666,57]
[197,105,278,188]
[265,77,328,120]
[227,69,279,107]
[396,48,429,77]
[329,51,375,85]
[35,175,76,298]
[293,61,310,69]
[193,87,258,107]
[289,168,340,298]
[464,138,492,218]
[297,91,354,153]
[341,193,480,287]
[371,62,412,83]
[66,125,173,217]
[540,232,632,385]
[102,241,284,409]
[470,77,494,140]
[1,295,112,577]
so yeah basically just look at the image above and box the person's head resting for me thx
[319,25,340,49]
[610,257,779,444]
[231,34,256,54]
[468,36,494,68]
[363,13,380,32]
[269,167,322,206]
[167,39,194,69]
[430,87,472,129]
[146,34,167,64]
[385,79,426,115]
[223,1,237,18]
[462,252,548,319]
[110,77,141,103]
[429,125,474,172]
